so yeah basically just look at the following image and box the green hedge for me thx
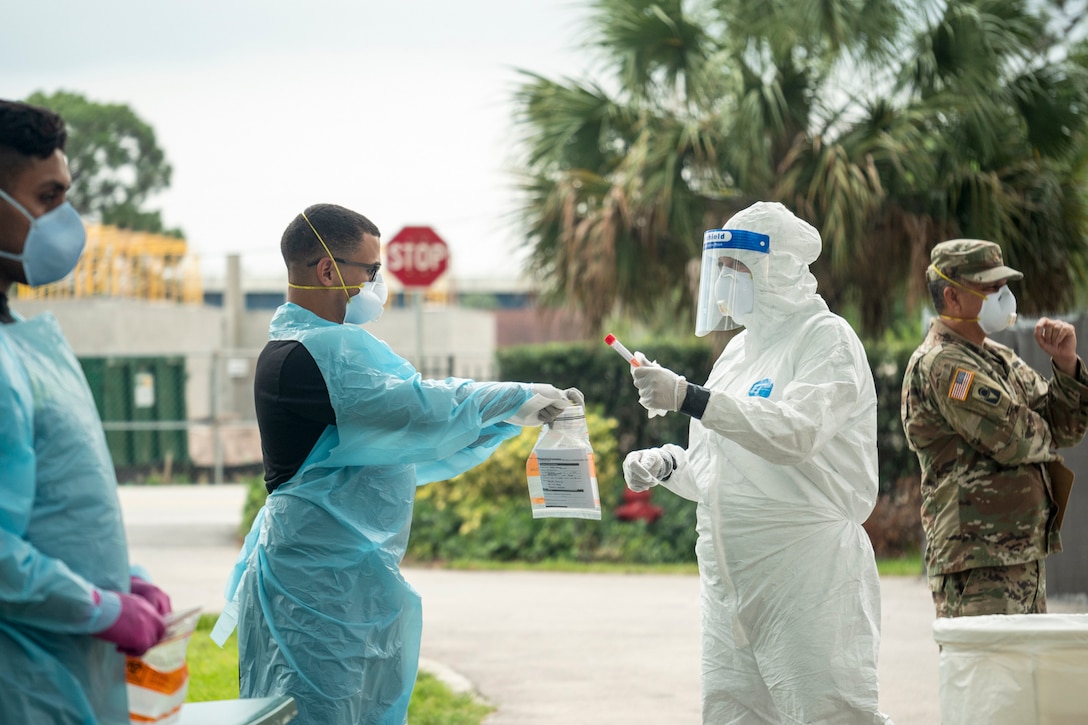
[497,339,718,455]
[241,337,922,564]
[407,410,698,564]
[498,337,921,496]
[240,412,699,565]
[865,338,924,495]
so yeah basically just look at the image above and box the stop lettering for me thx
[385,226,450,287]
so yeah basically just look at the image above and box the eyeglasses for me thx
[307,256,382,282]
[716,256,752,274]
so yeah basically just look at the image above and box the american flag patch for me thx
[948,368,974,401]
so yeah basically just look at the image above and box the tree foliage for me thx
[514,0,1088,338]
[25,90,180,236]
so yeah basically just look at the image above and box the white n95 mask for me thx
[344,273,388,325]
[977,286,1016,335]
[714,269,755,326]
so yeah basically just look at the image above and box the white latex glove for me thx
[508,384,581,426]
[538,387,585,424]
[622,448,676,492]
[630,352,686,416]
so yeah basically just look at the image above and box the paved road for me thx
[120,485,941,723]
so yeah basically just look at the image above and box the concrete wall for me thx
[15,298,231,420]
[14,294,499,473]
[992,314,1088,598]
[370,305,499,380]
[13,297,500,419]
[16,298,227,355]
[13,248,504,476]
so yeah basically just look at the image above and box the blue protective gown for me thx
[0,313,131,724]
[215,303,532,725]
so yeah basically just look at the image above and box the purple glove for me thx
[93,591,167,656]
[130,576,172,616]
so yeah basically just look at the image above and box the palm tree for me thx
[514,0,1088,338]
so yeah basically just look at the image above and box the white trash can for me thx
[932,613,1088,725]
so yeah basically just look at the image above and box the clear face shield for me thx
[694,228,770,336]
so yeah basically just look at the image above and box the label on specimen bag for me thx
[533,448,597,509]
[127,606,201,725]
[526,405,602,520]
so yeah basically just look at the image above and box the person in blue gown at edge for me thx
[211,202,583,724]
[0,98,173,723]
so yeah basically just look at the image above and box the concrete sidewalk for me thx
[120,484,941,723]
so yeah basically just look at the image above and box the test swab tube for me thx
[604,333,640,367]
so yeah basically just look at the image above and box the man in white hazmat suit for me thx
[213,203,581,725]
[623,201,891,723]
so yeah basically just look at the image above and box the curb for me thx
[418,657,490,705]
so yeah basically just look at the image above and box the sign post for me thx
[385,226,450,371]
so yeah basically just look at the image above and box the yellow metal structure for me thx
[13,223,202,304]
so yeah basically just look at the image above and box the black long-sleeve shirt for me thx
[253,340,335,492]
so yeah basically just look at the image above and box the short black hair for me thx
[281,203,380,268]
[928,277,951,313]
[0,99,68,189]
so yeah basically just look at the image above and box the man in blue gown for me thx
[215,203,579,724]
[0,98,171,724]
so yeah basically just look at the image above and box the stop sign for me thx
[385,226,449,288]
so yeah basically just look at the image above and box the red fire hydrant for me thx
[614,488,663,524]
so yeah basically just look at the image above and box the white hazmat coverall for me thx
[628,202,891,724]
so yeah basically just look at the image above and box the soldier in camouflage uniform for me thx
[901,239,1088,618]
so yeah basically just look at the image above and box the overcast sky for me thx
[3,1,596,282]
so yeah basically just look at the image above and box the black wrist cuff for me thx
[679,383,710,419]
[661,450,676,481]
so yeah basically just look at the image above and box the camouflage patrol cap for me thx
[927,239,1023,284]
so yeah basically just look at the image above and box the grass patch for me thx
[186,615,239,702]
[413,555,924,577]
[184,615,492,723]
[876,552,924,577]
[408,672,493,725]
[183,557,920,719]
[412,558,699,575]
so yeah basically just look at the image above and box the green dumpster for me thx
[79,356,189,467]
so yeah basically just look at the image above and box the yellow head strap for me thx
[929,264,987,299]
[929,264,984,323]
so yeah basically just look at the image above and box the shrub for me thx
[409,409,698,564]
[863,476,924,559]
[494,337,925,556]
[239,334,927,564]
[866,337,923,495]
[239,475,267,539]
[497,339,718,454]
[236,413,698,565]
